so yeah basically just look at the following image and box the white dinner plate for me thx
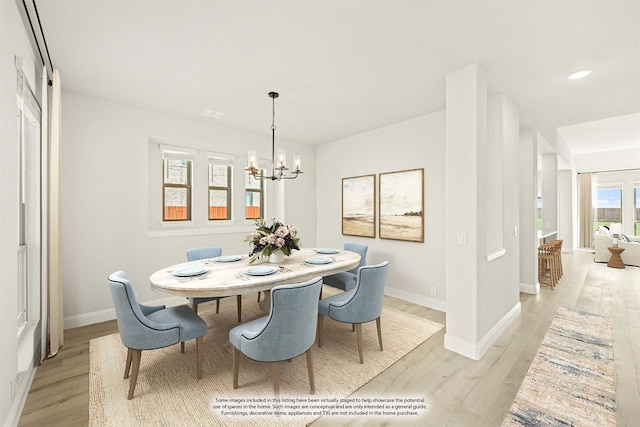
[214,255,242,262]
[315,248,339,254]
[174,267,207,277]
[245,266,278,276]
[305,256,333,265]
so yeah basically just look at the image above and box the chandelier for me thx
[246,92,303,181]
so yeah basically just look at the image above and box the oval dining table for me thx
[149,248,361,311]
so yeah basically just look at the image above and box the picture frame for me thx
[342,174,376,238]
[379,168,424,242]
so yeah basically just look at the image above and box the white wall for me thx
[558,169,575,251]
[0,1,43,425]
[60,92,317,326]
[518,129,539,293]
[477,94,520,342]
[316,111,447,311]
[541,153,558,235]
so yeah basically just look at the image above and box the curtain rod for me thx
[578,168,640,175]
[21,0,54,86]
[32,0,54,82]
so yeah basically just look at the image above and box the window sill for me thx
[486,249,506,262]
[149,220,255,238]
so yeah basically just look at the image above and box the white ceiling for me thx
[35,1,640,155]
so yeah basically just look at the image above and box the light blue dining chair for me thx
[229,277,323,395]
[186,247,242,323]
[322,242,368,295]
[108,271,208,399]
[317,260,389,364]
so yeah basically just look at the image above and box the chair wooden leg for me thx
[127,349,142,400]
[257,292,261,303]
[306,349,315,395]
[181,342,185,353]
[376,317,383,351]
[124,348,133,379]
[236,295,242,323]
[272,362,280,396]
[216,299,220,313]
[317,314,324,347]
[232,347,239,389]
[191,303,198,313]
[352,323,356,332]
[355,323,364,364]
[196,336,203,380]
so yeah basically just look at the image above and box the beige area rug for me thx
[502,306,616,426]
[90,290,443,426]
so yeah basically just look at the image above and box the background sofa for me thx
[594,233,640,267]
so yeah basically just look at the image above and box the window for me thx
[635,185,640,236]
[151,142,268,235]
[162,148,193,221]
[595,185,622,229]
[245,173,264,219]
[16,65,42,337]
[208,158,232,220]
[537,197,542,231]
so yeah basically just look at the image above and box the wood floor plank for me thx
[18,251,640,426]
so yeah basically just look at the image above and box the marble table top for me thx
[149,248,360,298]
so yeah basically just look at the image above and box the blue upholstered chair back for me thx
[108,271,180,350]
[236,277,322,362]
[325,261,389,324]
[186,247,222,262]
[344,242,367,274]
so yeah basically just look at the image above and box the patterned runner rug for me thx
[502,306,616,426]
[89,291,443,426]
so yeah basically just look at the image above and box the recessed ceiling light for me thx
[199,108,226,119]
[568,69,593,80]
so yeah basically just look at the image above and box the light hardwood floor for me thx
[18,250,640,426]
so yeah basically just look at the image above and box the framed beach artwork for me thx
[379,168,424,242]
[342,174,376,238]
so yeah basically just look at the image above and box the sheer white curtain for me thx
[48,68,64,357]
[40,66,49,361]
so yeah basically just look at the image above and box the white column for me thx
[444,64,484,359]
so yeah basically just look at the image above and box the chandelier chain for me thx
[272,95,276,131]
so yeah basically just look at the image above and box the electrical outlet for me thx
[430,287,437,296]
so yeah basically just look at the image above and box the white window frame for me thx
[148,141,268,237]
[207,152,235,222]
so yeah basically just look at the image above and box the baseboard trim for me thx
[476,301,521,358]
[445,301,521,360]
[384,286,446,313]
[64,295,187,329]
[519,282,539,294]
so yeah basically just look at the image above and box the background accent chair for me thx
[322,243,368,294]
[317,261,389,364]
[186,247,242,322]
[229,277,323,395]
[107,271,208,399]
